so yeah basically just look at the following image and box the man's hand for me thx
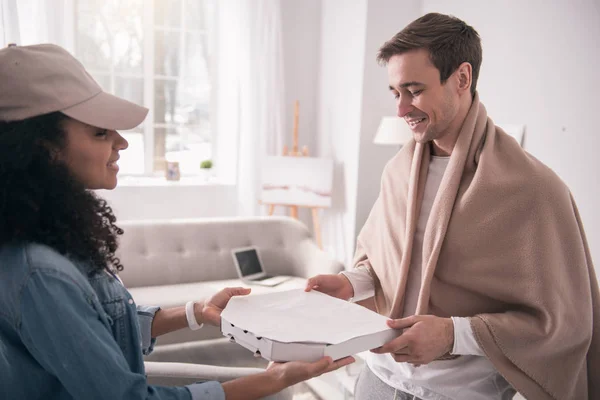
[371,315,454,366]
[200,287,252,326]
[305,274,354,300]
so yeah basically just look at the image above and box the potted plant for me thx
[199,159,213,181]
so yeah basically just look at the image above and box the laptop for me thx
[231,246,291,287]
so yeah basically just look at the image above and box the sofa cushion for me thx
[117,217,325,288]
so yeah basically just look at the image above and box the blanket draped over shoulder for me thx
[355,94,600,399]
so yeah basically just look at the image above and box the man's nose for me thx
[396,95,413,118]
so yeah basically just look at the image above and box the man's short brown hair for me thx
[377,13,482,97]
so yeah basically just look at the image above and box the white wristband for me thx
[185,301,204,331]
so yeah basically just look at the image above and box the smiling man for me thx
[306,12,599,400]
[385,45,470,156]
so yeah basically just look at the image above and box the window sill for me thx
[116,175,235,188]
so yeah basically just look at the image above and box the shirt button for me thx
[128,299,134,305]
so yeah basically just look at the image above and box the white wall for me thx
[281,0,320,157]
[278,0,323,227]
[354,0,422,238]
[98,183,237,221]
[316,0,368,266]
[315,0,423,266]
[422,0,600,266]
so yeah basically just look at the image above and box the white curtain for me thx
[1,0,20,46]
[216,0,286,216]
[0,0,74,51]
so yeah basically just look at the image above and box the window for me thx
[75,0,215,176]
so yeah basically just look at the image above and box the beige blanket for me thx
[355,93,599,399]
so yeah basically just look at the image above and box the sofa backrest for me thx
[116,216,341,288]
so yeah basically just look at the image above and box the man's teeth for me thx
[409,118,425,127]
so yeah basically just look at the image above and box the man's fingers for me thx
[371,334,409,354]
[392,354,413,363]
[388,352,425,365]
[387,316,418,330]
[305,276,322,292]
[371,344,408,354]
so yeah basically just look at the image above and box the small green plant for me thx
[200,159,213,169]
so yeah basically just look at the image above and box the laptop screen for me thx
[234,249,264,277]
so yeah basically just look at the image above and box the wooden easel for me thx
[265,101,323,249]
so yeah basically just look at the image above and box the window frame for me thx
[73,0,217,178]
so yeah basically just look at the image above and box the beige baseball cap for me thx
[0,43,148,130]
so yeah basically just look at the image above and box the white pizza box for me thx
[220,289,398,362]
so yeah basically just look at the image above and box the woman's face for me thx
[60,118,128,190]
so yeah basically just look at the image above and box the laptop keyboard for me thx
[253,275,275,281]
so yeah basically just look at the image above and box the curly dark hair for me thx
[0,112,124,275]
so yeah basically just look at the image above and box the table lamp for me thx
[373,116,413,147]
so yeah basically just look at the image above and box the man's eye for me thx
[393,93,400,99]
[410,90,423,96]
[96,130,108,137]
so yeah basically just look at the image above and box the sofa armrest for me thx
[145,361,294,399]
[145,361,264,384]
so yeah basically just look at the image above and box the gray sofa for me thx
[115,216,344,396]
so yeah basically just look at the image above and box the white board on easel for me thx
[260,156,333,208]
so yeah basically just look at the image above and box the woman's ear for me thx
[35,138,63,161]
[36,116,69,161]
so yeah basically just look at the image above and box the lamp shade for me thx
[373,117,413,145]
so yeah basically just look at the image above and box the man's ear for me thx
[456,62,472,93]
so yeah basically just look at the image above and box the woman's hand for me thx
[222,356,355,399]
[200,287,251,326]
[267,356,355,387]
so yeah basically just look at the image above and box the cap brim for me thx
[61,91,149,130]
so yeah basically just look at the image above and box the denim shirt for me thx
[0,243,225,400]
